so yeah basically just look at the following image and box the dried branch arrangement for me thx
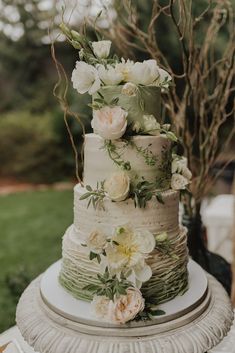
[88,0,235,215]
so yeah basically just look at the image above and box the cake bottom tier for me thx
[59,226,189,304]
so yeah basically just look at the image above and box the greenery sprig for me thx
[128,140,157,167]
[83,268,133,300]
[88,91,120,110]
[130,180,165,208]
[79,183,106,210]
[60,22,120,66]
[102,140,131,171]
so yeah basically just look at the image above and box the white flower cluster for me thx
[91,287,144,324]
[171,155,192,191]
[71,40,172,96]
[87,224,155,287]
[87,224,155,324]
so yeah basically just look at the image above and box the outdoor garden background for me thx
[0,0,234,333]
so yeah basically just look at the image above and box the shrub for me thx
[0,111,74,183]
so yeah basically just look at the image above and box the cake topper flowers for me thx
[60,23,172,141]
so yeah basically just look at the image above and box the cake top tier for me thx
[61,30,193,194]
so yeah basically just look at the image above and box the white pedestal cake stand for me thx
[16,260,233,353]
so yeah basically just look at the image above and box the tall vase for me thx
[182,204,232,295]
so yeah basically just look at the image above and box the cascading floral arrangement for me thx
[58,23,191,324]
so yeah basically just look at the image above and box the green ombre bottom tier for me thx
[59,226,188,305]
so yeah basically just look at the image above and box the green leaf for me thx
[79,192,92,200]
[86,185,93,191]
[149,309,165,316]
[89,251,97,261]
[110,97,119,105]
[117,286,127,295]
[112,240,119,246]
[156,192,164,204]
[139,98,145,111]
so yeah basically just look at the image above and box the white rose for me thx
[143,114,161,135]
[92,40,111,59]
[121,82,138,96]
[104,172,130,202]
[87,230,107,254]
[182,166,192,180]
[71,61,101,95]
[111,287,145,324]
[128,59,160,85]
[132,121,141,133]
[171,173,189,190]
[171,156,192,181]
[115,58,135,82]
[97,64,123,85]
[171,156,187,173]
[91,295,112,319]
[162,123,171,131]
[91,106,128,140]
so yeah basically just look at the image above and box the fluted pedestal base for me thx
[16,260,233,353]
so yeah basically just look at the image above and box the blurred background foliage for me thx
[0,0,233,184]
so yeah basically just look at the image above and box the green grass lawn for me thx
[0,189,73,333]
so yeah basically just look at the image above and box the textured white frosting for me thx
[74,184,179,242]
[83,133,171,188]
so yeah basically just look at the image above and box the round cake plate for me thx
[40,259,208,328]
[16,260,234,353]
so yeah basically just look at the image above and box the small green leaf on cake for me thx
[149,309,165,316]
[156,192,164,204]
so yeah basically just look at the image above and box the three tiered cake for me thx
[58,31,192,324]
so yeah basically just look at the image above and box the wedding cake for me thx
[58,30,192,324]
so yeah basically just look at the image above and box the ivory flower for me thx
[143,114,161,135]
[91,288,145,324]
[87,230,107,254]
[92,40,111,58]
[171,155,187,174]
[71,61,101,95]
[182,167,192,180]
[172,156,192,182]
[121,82,138,96]
[97,64,123,85]
[156,68,172,88]
[171,173,189,190]
[91,106,128,140]
[128,60,160,85]
[91,295,112,319]
[105,225,155,286]
[111,287,145,324]
[115,58,135,82]
[132,121,141,133]
[104,172,130,202]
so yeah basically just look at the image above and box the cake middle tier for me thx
[74,184,179,242]
[83,133,172,189]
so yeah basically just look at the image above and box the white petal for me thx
[134,264,152,282]
[135,230,156,253]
